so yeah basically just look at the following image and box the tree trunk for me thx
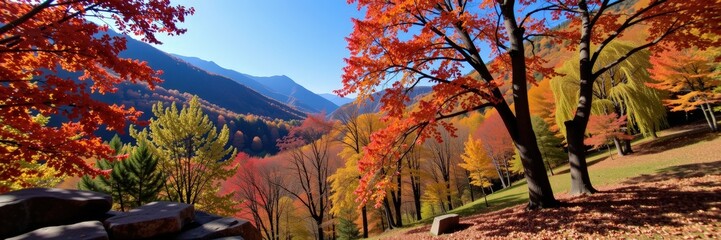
[361,206,368,238]
[410,175,422,221]
[480,184,489,207]
[567,0,598,196]
[382,197,396,229]
[700,101,715,131]
[317,222,324,240]
[545,158,555,176]
[497,1,558,209]
[623,139,634,154]
[413,194,422,221]
[492,158,508,188]
[613,137,625,157]
[445,180,453,211]
[566,120,597,195]
[466,171,475,202]
[502,158,512,187]
[706,102,718,131]
[391,172,403,227]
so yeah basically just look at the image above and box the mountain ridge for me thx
[173,54,338,113]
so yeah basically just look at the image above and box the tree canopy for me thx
[0,0,193,187]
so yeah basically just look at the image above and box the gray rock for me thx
[104,201,194,240]
[191,210,223,226]
[7,221,108,240]
[0,188,112,238]
[430,214,460,235]
[175,218,260,240]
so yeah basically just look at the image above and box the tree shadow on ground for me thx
[623,160,721,185]
[461,180,721,237]
[633,127,719,156]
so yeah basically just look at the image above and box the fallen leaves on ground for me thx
[393,174,721,239]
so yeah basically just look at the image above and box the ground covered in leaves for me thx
[398,174,721,239]
[391,125,721,239]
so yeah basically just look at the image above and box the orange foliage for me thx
[584,113,633,150]
[647,48,721,112]
[0,1,193,188]
[338,0,557,207]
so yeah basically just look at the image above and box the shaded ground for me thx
[385,124,721,239]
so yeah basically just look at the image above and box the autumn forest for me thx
[2,0,721,239]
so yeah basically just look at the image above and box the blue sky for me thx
[149,0,364,95]
[145,1,566,96]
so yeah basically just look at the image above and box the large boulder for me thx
[103,201,194,240]
[430,214,460,235]
[7,221,108,240]
[175,217,261,240]
[0,188,112,238]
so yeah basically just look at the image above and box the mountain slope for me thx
[320,93,354,106]
[106,32,305,120]
[247,75,339,113]
[173,54,337,113]
[330,86,433,118]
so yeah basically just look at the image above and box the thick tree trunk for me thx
[567,0,598,196]
[498,7,558,208]
[623,139,634,154]
[361,206,368,238]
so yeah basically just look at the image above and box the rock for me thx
[0,188,112,238]
[430,214,460,235]
[191,210,223,226]
[175,217,261,240]
[104,201,194,240]
[7,221,108,240]
[211,237,245,240]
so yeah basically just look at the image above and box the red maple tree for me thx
[338,0,560,208]
[0,0,193,190]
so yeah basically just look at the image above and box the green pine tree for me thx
[78,134,134,211]
[337,218,361,240]
[531,116,567,175]
[123,142,165,208]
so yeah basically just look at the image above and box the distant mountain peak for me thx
[174,54,338,113]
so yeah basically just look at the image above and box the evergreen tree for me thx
[337,218,360,240]
[123,142,165,208]
[531,116,567,176]
[78,135,134,211]
[131,96,238,214]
